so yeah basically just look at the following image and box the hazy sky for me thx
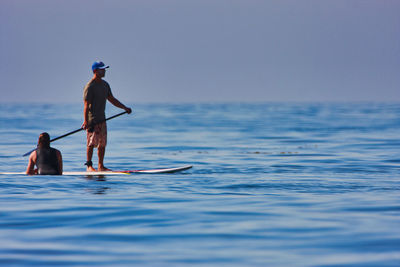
[1,0,399,103]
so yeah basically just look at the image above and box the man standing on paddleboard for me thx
[26,132,63,175]
[82,61,132,172]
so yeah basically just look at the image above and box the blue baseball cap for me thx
[92,61,109,71]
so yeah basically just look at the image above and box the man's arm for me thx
[107,95,132,114]
[82,100,90,129]
[26,151,37,175]
[56,150,63,174]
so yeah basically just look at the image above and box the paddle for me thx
[22,111,128,157]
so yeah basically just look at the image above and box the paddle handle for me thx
[22,111,128,157]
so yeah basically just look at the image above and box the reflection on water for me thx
[84,176,110,195]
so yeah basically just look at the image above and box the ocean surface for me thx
[0,102,399,266]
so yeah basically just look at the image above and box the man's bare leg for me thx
[86,146,96,172]
[98,146,110,171]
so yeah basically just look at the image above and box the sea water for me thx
[0,103,399,266]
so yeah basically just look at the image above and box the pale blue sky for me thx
[1,0,399,103]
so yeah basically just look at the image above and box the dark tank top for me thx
[36,147,60,175]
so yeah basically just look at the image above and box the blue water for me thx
[0,103,399,266]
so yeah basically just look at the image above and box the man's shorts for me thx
[87,122,107,148]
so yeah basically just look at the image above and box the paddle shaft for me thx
[22,111,128,157]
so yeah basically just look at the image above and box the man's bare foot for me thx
[98,166,111,172]
[86,166,97,172]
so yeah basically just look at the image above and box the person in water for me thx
[82,61,132,172]
[26,132,63,175]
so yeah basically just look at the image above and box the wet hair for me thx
[38,132,50,148]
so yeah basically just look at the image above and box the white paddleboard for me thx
[0,165,193,176]
[124,165,192,174]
